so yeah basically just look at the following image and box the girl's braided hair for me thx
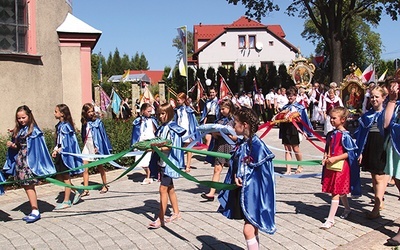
[234,107,259,137]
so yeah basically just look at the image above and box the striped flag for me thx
[178,58,187,77]
[177,26,187,77]
[99,87,111,112]
[362,64,375,83]
[378,69,388,82]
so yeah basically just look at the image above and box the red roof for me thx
[128,70,164,85]
[192,16,296,61]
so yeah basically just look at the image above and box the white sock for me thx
[31,209,39,216]
[327,200,339,222]
[246,237,259,250]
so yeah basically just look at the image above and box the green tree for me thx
[138,53,150,70]
[110,48,122,75]
[172,30,194,63]
[278,63,292,89]
[121,54,130,72]
[302,15,382,72]
[226,0,400,83]
[228,67,238,93]
[130,52,140,70]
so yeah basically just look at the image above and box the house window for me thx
[238,35,245,49]
[261,61,274,72]
[0,0,29,53]
[222,62,234,70]
[269,41,274,46]
[249,35,256,49]
[221,42,226,47]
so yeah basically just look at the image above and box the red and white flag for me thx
[362,64,375,83]
[313,50,324,66]
[219,75,233,99]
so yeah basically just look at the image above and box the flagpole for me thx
[185,25,188,96]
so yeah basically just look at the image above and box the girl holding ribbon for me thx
[131,103,158,185]
[218,107,276,249]
[4,105,56,223]
[174,92,199,172]
[52,104,84,210]
[148,103,186,229]
[80,103,112,196]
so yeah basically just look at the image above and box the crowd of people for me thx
[1,75,400,248]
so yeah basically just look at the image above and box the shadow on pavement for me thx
[197,235,243,250]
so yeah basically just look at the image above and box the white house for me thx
[191,16,299,71]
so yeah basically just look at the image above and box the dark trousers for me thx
[267,104,275,121]
[255,104,268,122]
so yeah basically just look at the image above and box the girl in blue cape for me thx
[200,87,220,150]
[320,107,359,229]
[383,79,400,246]
[81,103,112,196]
[278,87,313,175]
[218,107,276,250]
[4,105,56,223]
[52,104,84,210]
[354,86,387,219]
[148,103,186,229]
[131,103,158,184]
[201,99,237,201]
[174,92,199,172]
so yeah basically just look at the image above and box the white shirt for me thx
[254,93,265,105]
[275,94,289,109]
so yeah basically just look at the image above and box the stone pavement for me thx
[0,127,399,249]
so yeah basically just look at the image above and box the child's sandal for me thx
[80,190,90,197]
[165,213,181,223]
[148,218,164,229]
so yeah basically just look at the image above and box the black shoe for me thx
[201,193,214,201]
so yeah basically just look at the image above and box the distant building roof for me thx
[108,73,150,83]
[128,70,164,85]
[57,13,102,34]
[192,16,296,58]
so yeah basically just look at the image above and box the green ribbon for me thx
[152,146,237,190]
[45,150,148,190]
[0,142,321,191]
[168,145,232,159]
[273,159,322,166]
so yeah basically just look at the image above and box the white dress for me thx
[177,106,190,143]
[135,118,155,167]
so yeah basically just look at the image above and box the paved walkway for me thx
[0,127,399,249]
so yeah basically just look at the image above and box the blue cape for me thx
[149,121,186,179]
[324,130,361,196]
[82,118,112,155]
[174,105,200,142]
[280,102,314,137]
[381,101,400,155]
[56,122,83,175]
[0,171,5,195]
[200,97,220,124]
[3,125,56,177]
[218,135,276,234]
[130,116,158,145]
[354,108,384,155]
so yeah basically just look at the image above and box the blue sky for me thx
[73,0,400,70]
